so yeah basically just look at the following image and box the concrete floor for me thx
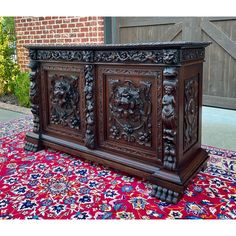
[0,107,236,151]
[202,106,236,151]
[0,108,24,121]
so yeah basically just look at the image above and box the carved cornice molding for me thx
[29,47,205,64]
[181,48,205,61]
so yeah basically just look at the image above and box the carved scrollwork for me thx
[36,50,93,62]
[184,77,199,151]
[84,65,95,149]
[95,49,179,64]
[181,48,205,61]
[94,50,163,64]
[29,60,40,133]
[29,49,37,60]
[49,74,80,129]
[162,67,178,170]
[109,80,152,147]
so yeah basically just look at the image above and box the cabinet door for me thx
[97,65,163,165]
[40,63,86,144]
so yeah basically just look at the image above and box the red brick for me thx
[61,24,68,28]
[63,28,70,33]
[76,23,84,27]
[80,17,88,21]
[49,39,57,43]
[85,21,97,26]
[49,20,55,24]
[81,38,89,42]
[77,33,85,37]
[65,38,72,43]
[56,29,63,33]
[81,27,88,32]
[15,16,104,71]
[42,39,50,43]
[42,21,49,25]
[71,18,78,23]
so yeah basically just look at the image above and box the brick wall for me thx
[15,16,104,71]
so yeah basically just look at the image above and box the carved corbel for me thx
[162,67,178,170]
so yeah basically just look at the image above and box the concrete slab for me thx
[0,108,24,121]
[202,107,236,151]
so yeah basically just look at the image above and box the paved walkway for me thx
[202,106,236,151]
[0,102,235,151]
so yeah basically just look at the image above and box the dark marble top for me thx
[25,41,211,50]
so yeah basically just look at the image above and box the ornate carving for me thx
[49,74,80,129]
[181,48,205,61]
[163,49,178,64]
[36,50,93,62]
[184,77,199,151]
[29,60,40,133]
[84,65,95,149]
[29,49,37,60]
[162,67,178,170]
[150,185,180,204]
[97,67,162,161]
[24,141,39,152]
[109,80,152,147]
[95,49,179,64]
[95,50,163,64]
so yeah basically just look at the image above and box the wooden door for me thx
[108,17,236,109]
[96,64,163,166]
[40,63,86,144]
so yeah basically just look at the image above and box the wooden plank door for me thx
[108,17,236,109]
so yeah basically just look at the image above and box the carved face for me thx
[51,79,77,109]
[54,81,70,98]
[164,85,174,95]
[163,51,176,64]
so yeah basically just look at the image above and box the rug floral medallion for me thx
[0,116,235,219]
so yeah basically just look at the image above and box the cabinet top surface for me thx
[25,41,211,50]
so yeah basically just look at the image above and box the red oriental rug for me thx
[0,116,235,219]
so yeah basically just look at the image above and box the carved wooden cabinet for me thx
[25,42,210,203]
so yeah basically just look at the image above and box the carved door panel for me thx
[97,65,163,165]
[41,63,86,144]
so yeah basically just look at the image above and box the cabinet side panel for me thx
[178,63,203,168]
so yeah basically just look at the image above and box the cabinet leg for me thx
[24,132,44,152]
[150,185,182,204]
[24,141,42,152]
[200,161,208,172]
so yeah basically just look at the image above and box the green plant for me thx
[14,71,30,108]
[0,16,19,95]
